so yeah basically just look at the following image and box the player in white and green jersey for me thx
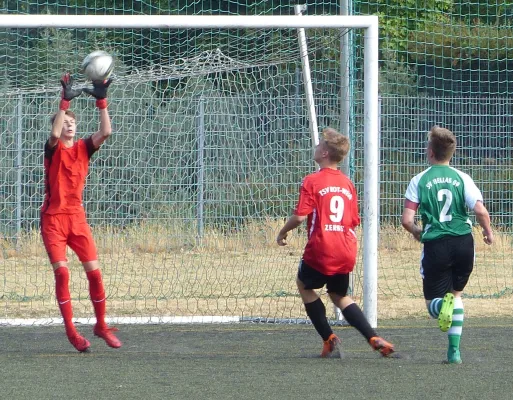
[401,126,494,364]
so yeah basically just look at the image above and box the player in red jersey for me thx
[40,73,121,352]
[277,128,395,358]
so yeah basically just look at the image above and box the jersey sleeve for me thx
[460,172,483,210]
[84,136,99,158]
[294,177,315,216]
[405,176,420,203]
[44,139,59,159]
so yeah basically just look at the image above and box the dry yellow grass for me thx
[1,222,512,320]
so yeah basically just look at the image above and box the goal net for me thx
[0,14,380,326]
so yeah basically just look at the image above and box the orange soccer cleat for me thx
[321,333,341,358]
[369,336,395,357]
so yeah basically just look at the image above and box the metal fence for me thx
[1,94,512,239]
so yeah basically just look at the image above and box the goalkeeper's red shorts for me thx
[41,212,98,264]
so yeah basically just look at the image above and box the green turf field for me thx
[1,319,511,400]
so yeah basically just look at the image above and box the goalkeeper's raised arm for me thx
[83,79,113,148]
[49,73,82,148]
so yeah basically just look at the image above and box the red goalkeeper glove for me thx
[59,73,82,110]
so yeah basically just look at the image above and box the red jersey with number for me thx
[294,168,360,275]
[41,137,97,215]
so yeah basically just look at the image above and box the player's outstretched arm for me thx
[474,201,494,245]
[50,73,82,147]
[276,215,306,246]
[84,79,113,148]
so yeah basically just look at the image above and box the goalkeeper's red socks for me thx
[57,267,108,328]
[54,266,75,335]
[55,267,91,352]
[86,269,107,329]
[87,269,122,348]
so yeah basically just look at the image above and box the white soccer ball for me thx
[81,50,114,81]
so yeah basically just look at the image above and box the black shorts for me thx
[421,233,474,300]
[297,260,350,296]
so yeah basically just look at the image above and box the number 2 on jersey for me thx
[438,189,453,222]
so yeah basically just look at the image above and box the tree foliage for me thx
[356,0,453,54]
[408,17,513,67]
[356,0,513,68]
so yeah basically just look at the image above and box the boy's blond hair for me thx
[428,125,456,162]
[322,127,350,163]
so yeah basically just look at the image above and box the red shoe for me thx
[94,325,122,348]
[321,333,341,358]
[68,333,91,352]
[369,336,395,357]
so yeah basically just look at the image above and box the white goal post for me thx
[1,14,380,328]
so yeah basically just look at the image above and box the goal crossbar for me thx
[0,13,380,327]
[0,14,377,29]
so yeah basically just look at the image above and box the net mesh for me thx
[356,0,513,316]
[1,0,512,324]
[0,6,358,322]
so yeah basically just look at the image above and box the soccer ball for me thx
[81,50,114,81]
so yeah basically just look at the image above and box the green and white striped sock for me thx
[448,296,464,349]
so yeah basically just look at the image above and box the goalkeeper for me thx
[277,128,395,358]
[401,125,494,364]
[40,73,121,352]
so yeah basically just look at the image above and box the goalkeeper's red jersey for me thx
[294,168,360,275]
[41,137,97,215]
